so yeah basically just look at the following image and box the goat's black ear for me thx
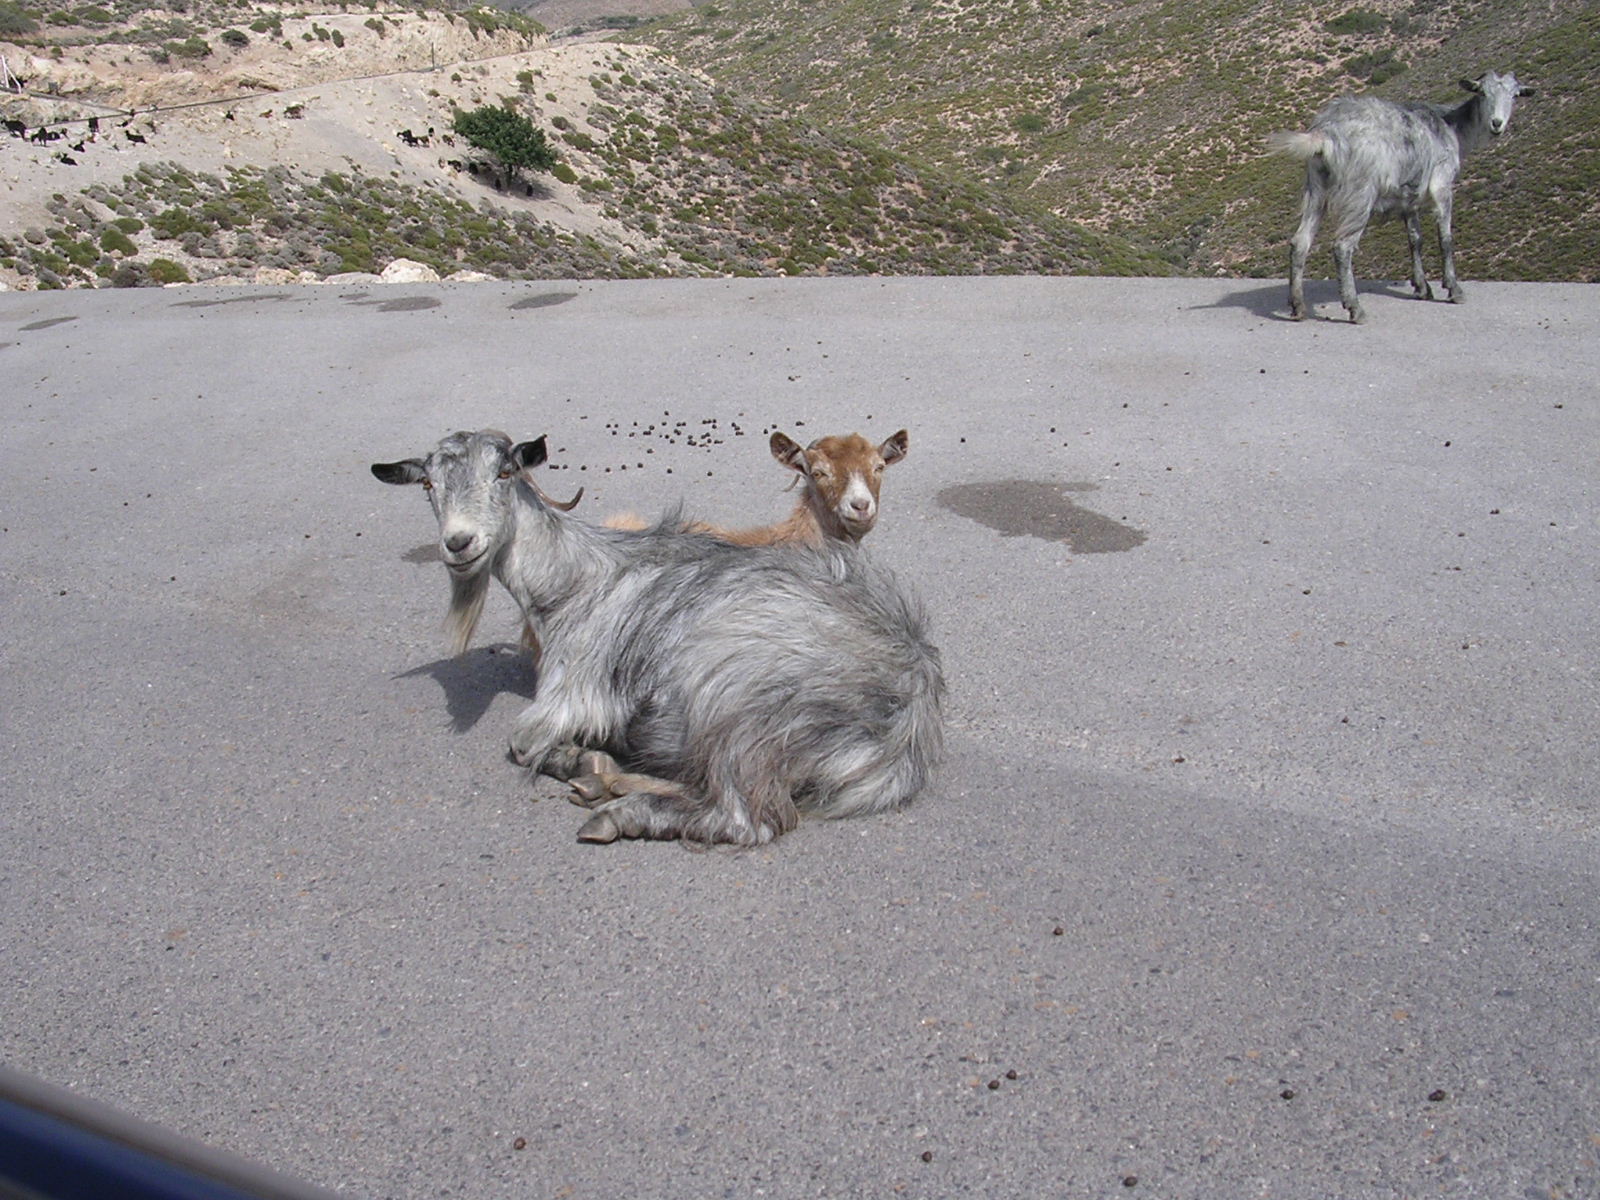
[880,429,909,466]
[372,458,426,485]
[1517,85,1536,97]
[510,437,547,470]
[770,431,806,472]
[1459,77,1484,93]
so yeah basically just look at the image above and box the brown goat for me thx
[730,429,909,546]
[602,429,909,545]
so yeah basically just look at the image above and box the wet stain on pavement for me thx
[20,316,79,331]
[510,291,578,310]
[341,293,442,312]
[938,480,1147,552]
[170,293,295,309]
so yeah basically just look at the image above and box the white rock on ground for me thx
[380,258,441,283]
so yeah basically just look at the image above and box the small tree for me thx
[452,105,558,190]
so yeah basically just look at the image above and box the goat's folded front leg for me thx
[508,699,580,770]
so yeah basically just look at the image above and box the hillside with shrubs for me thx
[630,0,1599,282]
[0,1,1165,288]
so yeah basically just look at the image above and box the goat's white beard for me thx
[445,569,491,656]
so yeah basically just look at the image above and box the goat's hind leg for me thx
[1434,191,1464,303]
[1332,232,1367,324]
[577,780,781,846]
[1405,211,1434,301]
[1287,195,1320,321]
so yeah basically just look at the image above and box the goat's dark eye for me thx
[498,468,513,480]
[420,479,434,491]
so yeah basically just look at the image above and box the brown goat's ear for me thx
[1459,77,1483,94]
[372,458,426,485]
[510,436,548,471]
[879,429,909,466]
[770,431,807,472]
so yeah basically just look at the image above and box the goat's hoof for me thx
[1348,309,1367,325]
[577,813,620,843]
[1448,288,1466,305]
[568,774,612,806]
[577,750,621,777]
[537,743,586,779]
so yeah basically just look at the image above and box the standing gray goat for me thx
[372,430,945,846]
[1269,70,1532,324]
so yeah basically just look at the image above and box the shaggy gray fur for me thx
[1269,70,1531,324]
[373,430,945,846]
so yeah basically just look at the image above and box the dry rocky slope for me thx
[633,0,1600,282]
[0,3,1164,288]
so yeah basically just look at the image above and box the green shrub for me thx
[151,208,206,238]
[99,227,137,254]
[220,28,247,48]
[164,36,211,59]
[148,258,191,284]
[551,162,578,184]
[0,2,39,35]
[111,262,150,287]
[1325,8,1388,36]
[1344,48,1407,85]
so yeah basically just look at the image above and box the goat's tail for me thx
[807,640,947,822]
[1266,129,1324,160]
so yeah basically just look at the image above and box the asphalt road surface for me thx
[3,276,1597,1199]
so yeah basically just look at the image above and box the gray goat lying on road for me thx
[372,430,945,846]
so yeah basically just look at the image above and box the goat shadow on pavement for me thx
[398,646,538,734]
[1195,279,1418,321]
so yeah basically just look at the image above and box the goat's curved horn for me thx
[531,480,584,511]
